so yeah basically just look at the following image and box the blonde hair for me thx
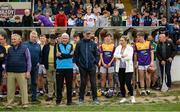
[30,31,38,37]
[11,34,22,41]
[120,35,130,44]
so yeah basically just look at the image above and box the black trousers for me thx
[56,69,73,103]
[118,68,133,97]
[79,67,97,100]
[159,62,172,88]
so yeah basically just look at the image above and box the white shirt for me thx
[84,13,97,27]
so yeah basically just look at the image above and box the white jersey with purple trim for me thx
[84,13,97,27]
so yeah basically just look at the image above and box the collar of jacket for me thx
[83,38,91,42]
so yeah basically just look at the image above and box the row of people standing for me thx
[0,29,176,108]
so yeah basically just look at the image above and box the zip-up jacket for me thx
[74,39,99,70]
[56,43,73,69]
[156,40,176,62]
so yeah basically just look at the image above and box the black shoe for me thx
[56,101,61,105]
[46,97,53,102]
[31,99,41,104]
[67,101,74,105]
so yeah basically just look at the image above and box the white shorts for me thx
[138,65,150,70]
[100,66,114,74]
[73,63,79,74]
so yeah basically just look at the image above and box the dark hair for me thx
[15,16,20,20]
[34,10,41,15]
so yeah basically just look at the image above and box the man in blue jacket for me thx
[24,31,41,103]
[74,30,100,104]
[55,33,74,105]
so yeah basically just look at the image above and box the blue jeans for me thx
[159,62,172,88]
[31,66,38,101]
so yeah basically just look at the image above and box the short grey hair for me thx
[61,33,69,38]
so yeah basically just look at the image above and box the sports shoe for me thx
[6,105,13,109]
[93,99,100,105]
[131,96,136,103]
[39,90,44,96]
[22,104,29,108]
[120,98,127,103]
[79,99,84,105]
[72,91,76,97]
[146,90,151,95]
[140,90,146,96]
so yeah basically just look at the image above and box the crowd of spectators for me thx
[0,0,179,28]
[0,0,179,45]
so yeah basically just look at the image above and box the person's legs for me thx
[31,66,38,101]
[37,65,45,93]
[64,69,73,104]
[118,68,126,97]
[88,67,97,100]
[100,66,107,93]
[138,66,146,95]
[16,73,28,105]
[125,72,133,96]
[79,67,88,101]
[0,72,3,98]
[165,62,172,88]
[145,71,151,90]
[7,73,16,106]
[56,70,64,104]
[108,67,114,90]
[46,65,55,98]
[159,63,164,84]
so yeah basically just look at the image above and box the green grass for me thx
[0,103,180,111]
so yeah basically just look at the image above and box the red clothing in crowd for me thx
[55,13,68,26]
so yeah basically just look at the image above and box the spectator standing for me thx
[74,30,100,105]
[34,11,53,27]
[23,31,41,103]
[5,34,31,109]
[97,10,110,27]
[156,33,176,88]
[84,5,97,27]
[34,0,45,13]
[134,31,154,96]
[37,35,47,95]
[111,8,122,26]
[42,35,56,101]
[143,11,152,26]
[75,13,84,26]
[43,3,53,16]
[22,9,33,27]
[115,0,124,15]
[55,7,68,27]
[55,33,74,105]
[99,33,115,94]
[128,9,140,26]
[114,36,135,103]
[12,16,23,36]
